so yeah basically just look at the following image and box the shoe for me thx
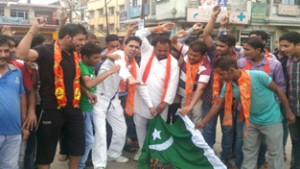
[57,154,68,161]
[123,144,138,153]
[133,149,141,161]
[107,155,129,163]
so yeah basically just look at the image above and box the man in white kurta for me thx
[134,23,180,160]
[92,36,154,169]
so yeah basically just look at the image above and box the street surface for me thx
[52,122,292,169]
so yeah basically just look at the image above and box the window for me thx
[108,23,114,30]
[281,0,300,4]
[131,0,141,6]
[98,24,104,31]
[0,6,4,16]
[119,5,125,11]
[108,7,114,15]
[89,10,94,18]
[98,8,104,16]
[10,10,28,20]
[90,25,95,30]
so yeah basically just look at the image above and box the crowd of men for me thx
[0,5,299,169]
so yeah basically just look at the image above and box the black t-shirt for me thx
[34,42,75,108]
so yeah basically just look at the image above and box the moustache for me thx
[0,58,8,61]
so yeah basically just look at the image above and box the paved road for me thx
[52,123,292,169]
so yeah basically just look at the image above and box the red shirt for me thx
[9,60,33,90]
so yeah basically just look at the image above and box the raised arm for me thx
[203,6,221,47]
[171,30,188,52]
[218,15,229,37]
[178,23,203,44]
[58,8,70,30]
[135,22,175,53]
[16,17,46,61]
[122,23,137,48]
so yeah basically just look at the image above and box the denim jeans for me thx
[235,113,244,168]
[0,134,21,169]
[219,109,234,162]
[280,104,289,150]
[202,103,233,162]
[119,95,137,142]
[289,116,300,169]
[78,112,94,169]
[202,103,217,148]
[24,131,37,169]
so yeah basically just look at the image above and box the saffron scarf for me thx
[185,58,203,106]
[264,49,271,58]
[124,53,137,116]
[54,41,81,109]
[9,60,18,67]
[212,52,237,104]
[142,50,171,102]
[223,70,251,134]
[245,57,270,74]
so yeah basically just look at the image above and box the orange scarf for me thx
[264,49,271,58]
[142,50,171,102]
[185,58,203,106]
[124,54,137,116]
[9,60,19,68]
[223,70,251,133]
[54,41,81,109]
[245,57,270,74]
[212,53,236,104]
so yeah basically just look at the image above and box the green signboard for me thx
[251,3,267,22]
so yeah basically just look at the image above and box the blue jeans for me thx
[219,109,234,162]
[289,116,300,169]
[235,113,244,168]
[23,132,37,169]
[280,104,289,150]
[0,134,21,169]
[202,103,233,162]
[78,112,94,169]
[202,103,217,148]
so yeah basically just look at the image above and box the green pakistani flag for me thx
[138,113,226,169]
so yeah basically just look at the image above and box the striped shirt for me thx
[287,57,300,116]
[178,45,212,105]
[205,44,242,105]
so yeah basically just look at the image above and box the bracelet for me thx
[28,31,35,35]
[157,25,162,33]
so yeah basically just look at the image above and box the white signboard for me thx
[187,8,249,24]
[229,11,250,24]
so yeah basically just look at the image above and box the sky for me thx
[17,0,59,5]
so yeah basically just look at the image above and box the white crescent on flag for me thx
[148,137,174,151]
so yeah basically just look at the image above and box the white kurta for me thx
[133,28,180,149]
[135,28,180,119]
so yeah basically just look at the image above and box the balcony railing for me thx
[0,16,26,24]
[129,4,149,18]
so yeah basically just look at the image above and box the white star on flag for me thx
[152,128,161,141]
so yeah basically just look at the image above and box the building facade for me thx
[0,1,60,40]
[120,0,300,52]
[87,0,127,38]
